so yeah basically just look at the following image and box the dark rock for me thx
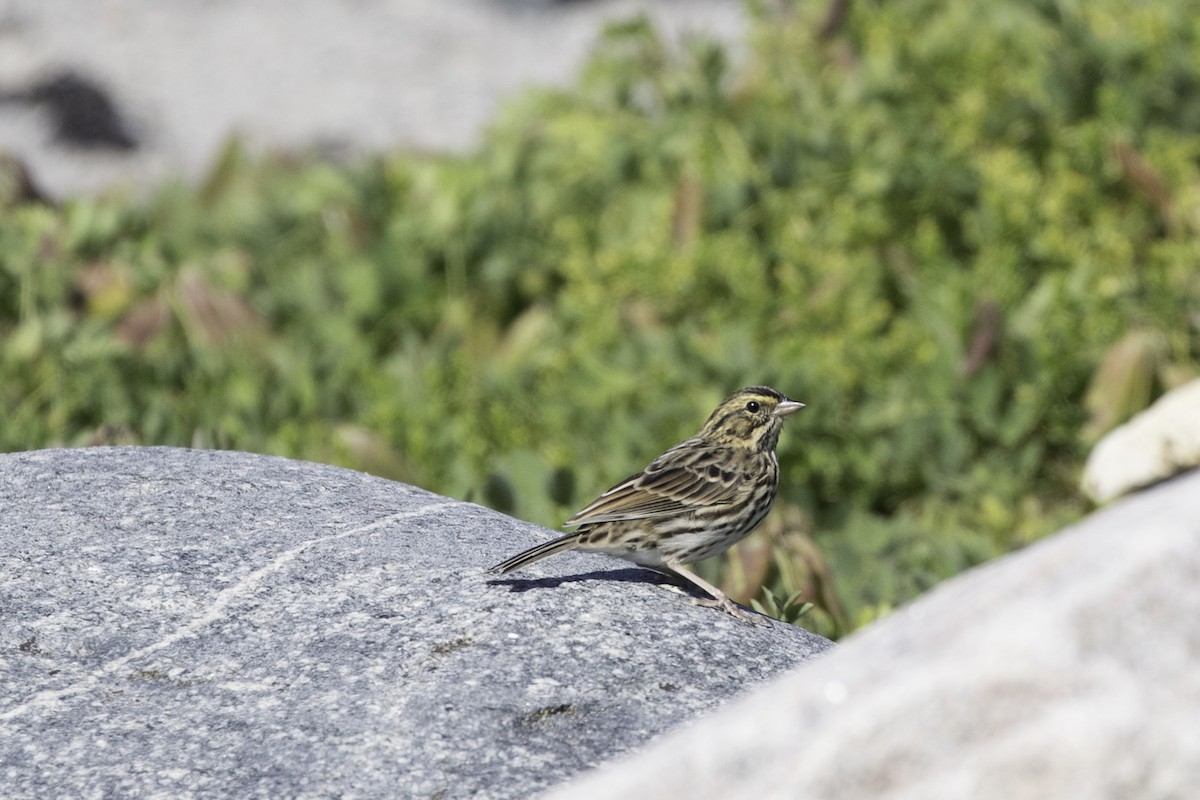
[0,70,139,150]
[0,152,48,205]
[0,446,830,799]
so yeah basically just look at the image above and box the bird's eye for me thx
[745,401,760,413]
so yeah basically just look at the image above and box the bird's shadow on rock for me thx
[485,566,695,595]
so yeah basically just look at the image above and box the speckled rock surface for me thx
[547,470,1200,800]
[0,447,830,799]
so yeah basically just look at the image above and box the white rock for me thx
[1082,378,1200,503]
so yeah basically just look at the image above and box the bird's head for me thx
[698,386,804,451]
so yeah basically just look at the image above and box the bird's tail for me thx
[487,531,586,575]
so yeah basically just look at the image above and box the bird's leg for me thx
[663,560,762,624]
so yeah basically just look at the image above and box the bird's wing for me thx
[564,439,742,526]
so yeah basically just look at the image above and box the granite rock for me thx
[0,446,830,799]
[548,470,1200,800]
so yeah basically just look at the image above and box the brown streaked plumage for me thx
[487,386,804,622]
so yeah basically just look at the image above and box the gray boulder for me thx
[548,469,1200,800]
[0,446,830,799]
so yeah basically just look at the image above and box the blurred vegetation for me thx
[2,0,1199,637]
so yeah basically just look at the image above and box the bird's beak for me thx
[774,400,805,417]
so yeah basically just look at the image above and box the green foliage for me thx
[750,589,813,626]
[3,0,1199,634]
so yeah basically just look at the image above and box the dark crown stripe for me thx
[735,386,784,401]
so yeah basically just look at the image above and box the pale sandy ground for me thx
[0,0,744,198]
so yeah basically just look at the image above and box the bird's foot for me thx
[692,595,763,624]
